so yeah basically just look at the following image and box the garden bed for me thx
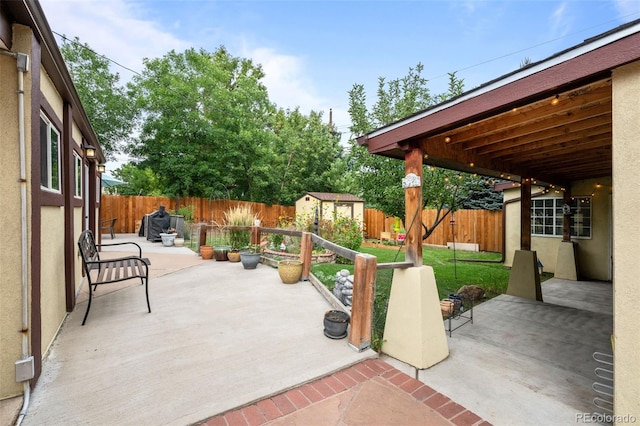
[262,248,336,264]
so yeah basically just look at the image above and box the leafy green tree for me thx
[59,36,136,159]
[347,65,475,238]
[271,108,344,204]
[128,47,277,200]
[110,163,163,196]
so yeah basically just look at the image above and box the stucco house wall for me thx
[612,59,640,417]
[503,178,611,281]
[1,21,35,400]
[1,1,106,402]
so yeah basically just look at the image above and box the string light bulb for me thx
[551,95,560,105]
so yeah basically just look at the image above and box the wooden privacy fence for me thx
[100,195,295,234]
[101,195,502,252]
[365,208,503,253]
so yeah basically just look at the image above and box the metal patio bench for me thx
[77,229,151,325]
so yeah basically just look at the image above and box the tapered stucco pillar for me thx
[382,266,449,369]
[555,241,578,280]
[507,250,543,301]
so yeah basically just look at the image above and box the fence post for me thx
[300,232,313,280]
[348,253,377,352]
[199,224,208,254]
[251,226,261,247]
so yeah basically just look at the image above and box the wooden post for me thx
[520,178,532,251]
[251,226,261,247]
[348,253,377,352]
[299,232,313,280]
[405,146,423,266]
[199,224,207,253]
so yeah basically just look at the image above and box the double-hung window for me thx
[74,152,82,198]
[531,197,592,238]
[40,113,60,192]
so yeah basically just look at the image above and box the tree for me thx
[111,163,163,196]
[459,177,503,210]
[271,108,344,205]
[59,36,136,159]
[347,65,477,239]
[128,47,278,200]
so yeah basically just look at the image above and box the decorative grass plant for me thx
[224,205,258,250]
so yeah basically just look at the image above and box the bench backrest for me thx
[78,230,100,265]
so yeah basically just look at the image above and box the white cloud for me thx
[242,46,324,112]
[550,2,572,37]
[41,0,188,80]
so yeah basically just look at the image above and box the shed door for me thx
[335,203,353,219]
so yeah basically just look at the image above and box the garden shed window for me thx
[531,197,592,238]
[40,113,60,192]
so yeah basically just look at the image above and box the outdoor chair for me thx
[101,218,117,239]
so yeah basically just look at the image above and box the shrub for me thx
[331,215,363,252]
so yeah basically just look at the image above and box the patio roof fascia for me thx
[357,20,640,157]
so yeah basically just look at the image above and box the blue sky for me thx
[40,0,639,171]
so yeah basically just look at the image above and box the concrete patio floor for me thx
[4,234,613,425]
[16,235,378,425]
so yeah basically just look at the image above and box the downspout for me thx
[2,48,32,426]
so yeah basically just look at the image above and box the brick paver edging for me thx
[198,359,491,426]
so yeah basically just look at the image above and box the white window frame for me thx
[74,152,82,198]
[531,196,592,239]
[40,113,61,192]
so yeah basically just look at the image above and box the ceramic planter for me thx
[214,246,230,261]
[159,233,176,247]
[278,260,303,284]
[240,251,261,269]
[227,250,241,262]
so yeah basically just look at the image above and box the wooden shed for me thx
[295,192,365,228]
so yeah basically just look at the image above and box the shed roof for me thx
[357,19,640,188]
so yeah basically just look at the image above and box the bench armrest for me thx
[96,241,143,257]
[87,255,150,265]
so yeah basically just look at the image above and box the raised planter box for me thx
[262,248,336,264]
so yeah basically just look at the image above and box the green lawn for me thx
[310,244,551,351]
[311,244,512,299]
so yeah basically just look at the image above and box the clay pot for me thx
[200,246,214,260]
